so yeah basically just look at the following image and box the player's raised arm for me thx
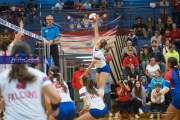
[94,15,99,41]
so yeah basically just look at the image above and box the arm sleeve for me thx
[164,71,172,89]
[142,87,146,103]
[41,76,52,88]
[79,87,86,99]
[42,28,45,38]
[55,27,60,37]
[71,73,76,89]
[133,47,137,55]
[134,57,140,67]
[151,90,156,103]
[93,52,103,61]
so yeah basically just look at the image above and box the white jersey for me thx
[0,67,52,120]
[53,80,72,103]
[92,46,106,68]
[79,86,105,110]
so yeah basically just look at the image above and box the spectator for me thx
[132,80,146,119]
[76,18,82,28]
[121,41,137,58]
[82,14,91,28]
[104,76,113,117]
[126,29,138,47]
[26,6,39,24]
[91,0,99,8]
[19,1,26,9]
[162,40,170,57]
[171,23,180,49]
[52,0,64,11]
[8,2,19,24]
[150,44,165,75]
[145,57,160,83]
[100,0,107,8]
[0,2,8,11]
[140,46,150,72]
[127,64,139,80]
[140,76,150,102]
[64,0,74,9]
[149,83,166,119]
[132,16,148,39]
[146,17,154,39]
[150,70,165,90]
[2,9,10,22]
[122,45,137,60]
[171,0,180,24]
[149,40,157,53]
[71,64,91,117]
[151,30,162,48]
[165,44,179,62]
[27,0,38,10]
[155,17,165,35]
[0,28,11,41]
[114,0,125,20]
[17,6,27,25]
[116,80,132,120]
[83,0,91,10]
[160,0,169,23]
[162,28,175,46]
[114,0,123,7]
[122,51,139,80]
[165,17,173,31]
[73,1,81,9]
[8,2,19,11]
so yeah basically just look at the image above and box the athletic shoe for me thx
[114,112,119,119]
[149,114,154,119]
[128,114,132,119]
[139,108,144,115]
[135,114,140,118]
[118,114,123,120]
[109,112,113,117]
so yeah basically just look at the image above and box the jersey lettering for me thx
[90,95,98,99]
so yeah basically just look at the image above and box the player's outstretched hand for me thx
[19,20,24,28]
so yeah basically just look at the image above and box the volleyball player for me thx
[81,15,113,98]
[0,42,61,120]
[45,66,76,120]
[76,75,107,120]
[153,57,180,120]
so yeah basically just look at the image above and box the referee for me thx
[42,15,60,68]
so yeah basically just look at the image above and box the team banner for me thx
[62,10,109,30]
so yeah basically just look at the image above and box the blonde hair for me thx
[100,38,113,53]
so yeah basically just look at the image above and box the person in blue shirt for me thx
[42,15,60,68]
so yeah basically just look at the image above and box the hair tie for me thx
[49,71,54,74]
[15,51,26,57]
[174,65,178,69]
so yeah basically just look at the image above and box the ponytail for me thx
[104,45,113,53]
[9,64,36,83]
[57,75,67,93]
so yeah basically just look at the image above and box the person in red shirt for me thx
[171,23,180,49]
[71,63,91,117]
[171,0,180,24]
[162,28,175,46]
[73,1,81,9]
[116,80,132,120]
[122,50,139,80]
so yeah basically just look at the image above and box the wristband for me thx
[51,102,60,111]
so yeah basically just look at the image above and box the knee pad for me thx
[98,88,104,96]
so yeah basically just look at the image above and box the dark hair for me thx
[82,75,99,96]
[134,80,142,98]
[155,83,161,88]
[100,38,113,53]
[157,17,162,24]
[142,48,149,56]
[49,66,67,93]
[0,39,12,51]
[9,42,36,83]
[167,57,180,80]
[3,28,10,36]
[155,69,161,74]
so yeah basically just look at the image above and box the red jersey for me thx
[116,86,130,102]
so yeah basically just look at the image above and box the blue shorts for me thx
[96,64,110,74]
[89,107,107,119]
[52,102,76,120]
[171,94,180,110]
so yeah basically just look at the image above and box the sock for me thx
[98,88,104,96]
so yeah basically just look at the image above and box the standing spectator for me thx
[52,0,64,11]
[91,0,99,8]
[171,23,180,49]
[71,64,91,117]
[104,76,113,117]
[155,17,165,35]
[64,0,74,9]
[171,0,180,24]
[165,17,173,31]
[100,0,107,8]
[73,1,81,9]
[83,0,91,10]
[17,6,27,25]
[162,28,175,46]
[151,30,162,48]
[140,46,150,73]
[42,15,60,68]
[162,40,170,57]
[116,80,132,120]
[0,2,8,11]
[165,44,179,62]
[132,80,146,119]
[146,17,154,39]
[0,28,11,41]
[149,83,166,119]
[160,0,169,23]
[122,51,139,80]
[121,41,137,58]
[132,16,148,39]
[145,57,160,83]
[26,6,39,24]
[27,0,38,10]
[126,29,138,47]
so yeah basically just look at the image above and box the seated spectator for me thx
[162,40,170,57]
[145,57,160,83]
[149,40,157,53]
[17,6,27,25]
[165,44,179,62]
[122,51,139,80]
[140,76,150,102]
[83,0,91,10]
[171,0,180,24]
[132,80,146,119]
[146,17,154,39]
[149,83,166,119]
[91,0,99,8]
[113,0,125,20]
[114,0,123,7]
[52,0,64,10]
[8,2,19,24]
[155,17,165,35]
[73,1,81,9]
[100,0,107,8]
[140,46,150,72]
[27,0,38,10]
[0,28,11,41]
[8,2,19,11]
[150,44,165,75]
[164,17,173,31]
[162,28,175,47]
[26,6,39,24]
[127,65,139,80]
[151,30,162,48]
[121,41,137,58]
[132,16,148,39]
[0,2,9,11]
[19,1,26,10]
[126,29,138,47]
[123,45,137,60]
[160,0,169,23]
[116,80,132,120]
[171,23,180,49]
[64,0,74,9]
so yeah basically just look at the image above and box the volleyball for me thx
[89,13,97,22]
